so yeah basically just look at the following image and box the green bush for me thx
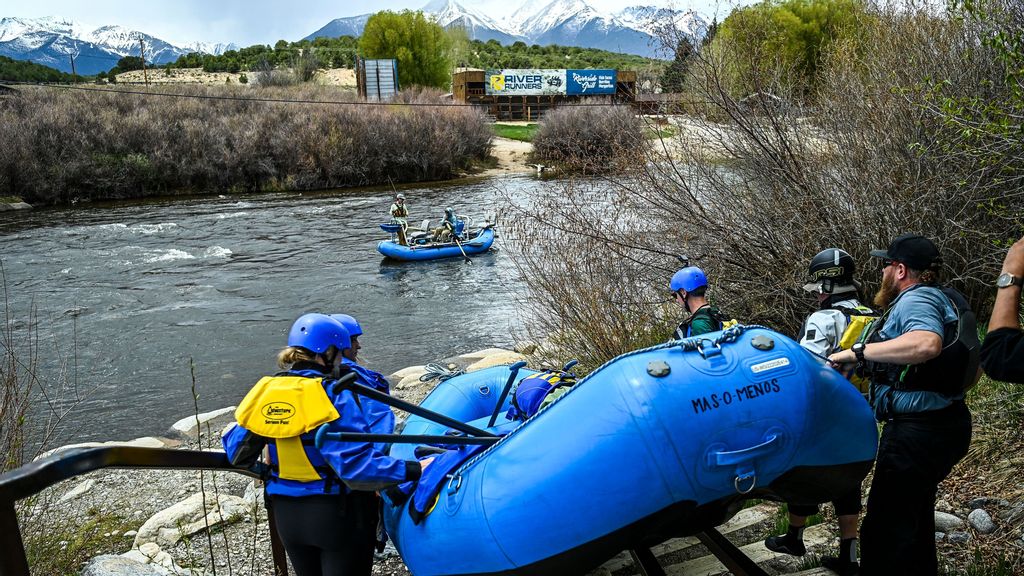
[532,104,644,173]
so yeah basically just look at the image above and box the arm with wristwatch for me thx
[980,237,1024,383]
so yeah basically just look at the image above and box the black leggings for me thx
[268,492,378,576]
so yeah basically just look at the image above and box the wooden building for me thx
[452,68,638,121]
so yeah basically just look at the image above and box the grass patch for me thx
[493,123,538,142]
[22,505,134,575]
[0,195,23,203]
[645,126,677,139]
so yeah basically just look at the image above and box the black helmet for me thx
[803,248,860,293]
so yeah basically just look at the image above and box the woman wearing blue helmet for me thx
[331,313,395,454]
[669,266,725,339]
[222,313,427,576]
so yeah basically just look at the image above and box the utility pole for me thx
[139,38,149,85]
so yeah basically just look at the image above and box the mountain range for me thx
[1,1,707,75]
[308,0,708,59]
[0,16,238,75]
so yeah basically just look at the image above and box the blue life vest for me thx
[507,370,576,420]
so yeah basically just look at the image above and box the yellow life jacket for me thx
[836,305,880,393]
[235,375,339,482]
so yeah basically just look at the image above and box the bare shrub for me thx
[0,85,492,204]
[507,0,1022,362]
[531,104,645,173]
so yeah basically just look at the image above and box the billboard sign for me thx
[567,69,617,95]
[486,69,566,96]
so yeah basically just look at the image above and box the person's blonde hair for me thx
[276,346,317,368]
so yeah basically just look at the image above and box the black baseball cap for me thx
[869,233,942,270]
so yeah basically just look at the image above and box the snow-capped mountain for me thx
[422,0,521,44]
[0,16,237,75]
[304,0,707,59]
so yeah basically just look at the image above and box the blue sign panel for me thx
[566,69,617,95]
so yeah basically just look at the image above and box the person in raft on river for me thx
[223,313,430,576]
[431,207,460,242]
[389,193,409,246]
[669,266,727,339]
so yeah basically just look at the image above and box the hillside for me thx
[0,54,78,82]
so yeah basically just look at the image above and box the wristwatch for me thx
[852,342,866,363]
[996,272,1023,289]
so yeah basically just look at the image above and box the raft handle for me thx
[706,433,781,468]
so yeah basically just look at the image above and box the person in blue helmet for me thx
[669,266,725,339]
[330,313,395,453]
[222,313,428,576]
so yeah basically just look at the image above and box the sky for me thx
[3,0,740,47]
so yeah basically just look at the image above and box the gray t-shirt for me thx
[877,285,956,342]
[872,284,959,417]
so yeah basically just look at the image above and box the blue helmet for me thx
[670,266,708,293]
[329,313,363,337]
[288,313,350,353]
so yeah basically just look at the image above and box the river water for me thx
[0,176,540,443]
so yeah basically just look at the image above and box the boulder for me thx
[968,509,997,534]
[0,202,32,212]
[58,478,97,503]
[168,407,236,439]
[947,531,972,544]
[457,348,512,360]
[513,341,538,355]
[391,365,428,379]
[934,511,965,533]
[466,351,527,372]
[967,497,1009,509]
[82,555,163,576]
[134,492,249,548]
[37,437,170,460]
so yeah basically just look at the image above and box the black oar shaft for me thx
[325,433,499,445]
[335,379,497,438]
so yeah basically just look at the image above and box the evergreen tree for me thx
[660,38,694,93]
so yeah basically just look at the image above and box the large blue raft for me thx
[383,326,878,576]
[377,227,495,262]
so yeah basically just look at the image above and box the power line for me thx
[6,81,680,108]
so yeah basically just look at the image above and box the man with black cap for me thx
[981,235,1024,383]
[827,233,978,576]
[764,248,872,575]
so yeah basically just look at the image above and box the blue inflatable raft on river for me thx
[378,226,495,262]
[382,326,877,575]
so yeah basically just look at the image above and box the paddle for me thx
[453,234,472,264]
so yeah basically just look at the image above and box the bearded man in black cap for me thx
[827,233,979,576]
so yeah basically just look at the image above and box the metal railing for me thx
[0,446,288,576]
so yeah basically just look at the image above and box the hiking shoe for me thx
[764,534,806,556]
[821,555,860,576]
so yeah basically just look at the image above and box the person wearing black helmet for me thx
[764,248,873,576]
[826,234,979,576]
